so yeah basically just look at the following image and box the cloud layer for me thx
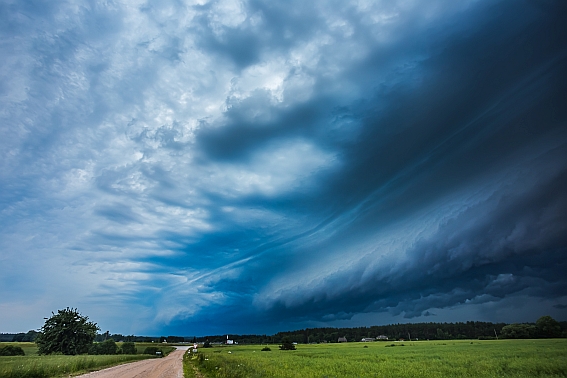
[1,0,566,335]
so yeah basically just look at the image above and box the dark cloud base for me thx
[166,0,567,335]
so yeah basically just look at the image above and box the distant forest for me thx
[3,317,566,344]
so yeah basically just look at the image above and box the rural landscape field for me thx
[1,337,566,377]
[184,339,567,378]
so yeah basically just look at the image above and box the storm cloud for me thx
[1,0,566,335]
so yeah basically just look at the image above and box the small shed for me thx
[338,336,347,343]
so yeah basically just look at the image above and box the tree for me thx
[36,308,99,355]
[500,323,537,339]
[279,336,296,350]
[536,316,562,338]
[12,330,39,342]
[121,342,137,354]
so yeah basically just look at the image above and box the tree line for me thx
[197,317,566,344]
[2,311,564,351]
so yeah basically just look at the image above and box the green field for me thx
[185,339,567,378]
[0,342,174,378]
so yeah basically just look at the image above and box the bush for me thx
[99,339,118,355]
[88,343,102,355]
[121,342,136,354]
[88,339,118,355]
[0,345,25,356]
[143,346,163,356]
[261,346,271,351]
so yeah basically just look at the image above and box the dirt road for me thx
[76,346,190,378]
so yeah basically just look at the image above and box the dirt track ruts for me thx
[75,346,189,378]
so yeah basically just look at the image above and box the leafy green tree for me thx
[501,323,537,339]
[121,342,137,354]
[279,336,296,350]
[536,316,562,338]
[12,330,39,342]
[36,308,99,355]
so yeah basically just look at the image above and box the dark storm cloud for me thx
[2,0,567,335]
[169,0,567,332]
[195,97,326,161]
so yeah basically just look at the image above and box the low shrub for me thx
[143,346,163,356]
[261,346,271,351]
[88,339,118,355]
[0,345,25,356]
[121,342,136,354]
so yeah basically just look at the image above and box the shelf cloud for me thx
[1,0,566,335]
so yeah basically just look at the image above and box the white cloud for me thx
[202,139,336,197]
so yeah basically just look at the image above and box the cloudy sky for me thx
[1,0,566,336]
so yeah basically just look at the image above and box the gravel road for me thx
[75,346,190,378]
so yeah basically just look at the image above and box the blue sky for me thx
[1,0,566,336]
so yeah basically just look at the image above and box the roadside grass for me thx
[184,349,200,378]
[185,339,567,378]
[0,353,151,378]
[0,342,175,378]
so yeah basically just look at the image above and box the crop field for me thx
[185,339,567,378]
[0,342,172,378]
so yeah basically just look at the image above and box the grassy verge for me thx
[0,354,152,378]
[183,349,199,378]
[184,339,567,378]
[0,342,175,378]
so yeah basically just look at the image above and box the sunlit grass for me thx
[186,339,567,377]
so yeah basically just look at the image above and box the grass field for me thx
[0,342,174,378]
[185,339,567,378]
